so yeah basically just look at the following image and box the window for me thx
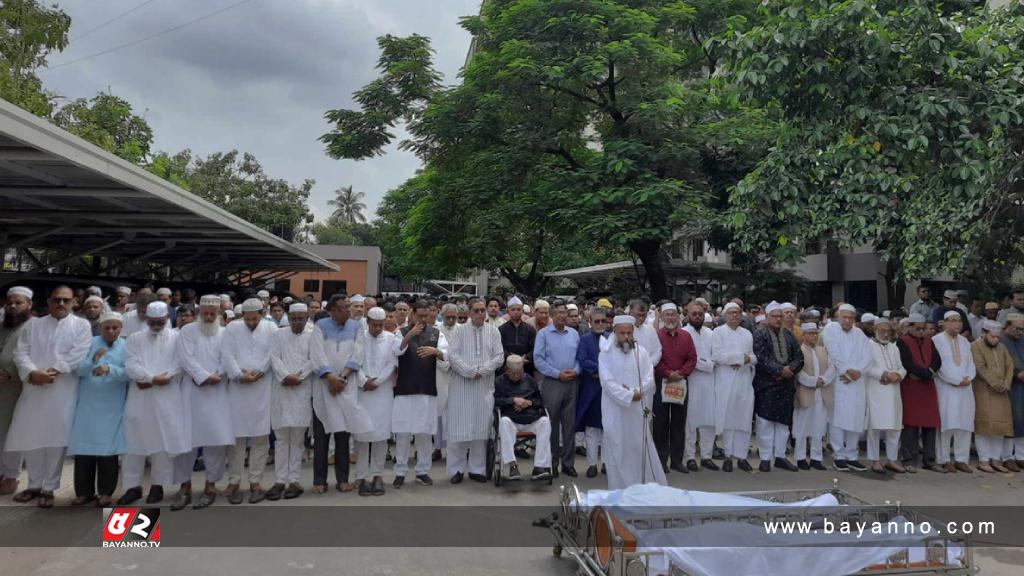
[273,279,291,293]
[322,280,347,298]
[303,279,320,293]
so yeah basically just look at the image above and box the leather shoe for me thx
[954,462,973,474]
[371,476,385,496]
[927,463,947,473]
[586,465,598,478]
[265,483,285,501]
[758,460,771,473]
[669,462,688,474]
[450,472,464,484]
[721,459,733,472]
[1001,460,1019,472]
[145,485,163,504]
[358,481,372,496]
[810,460,827,471]
[118,487,143,506]
[686,460,699,472]
[737,459,753,472]
[468,473,487,483]
[283,483,304,499]
[797,460,810,471]
[393,476,405,489]
[562,466,577,478]
[700,459,719,471]
[774,457,798,472]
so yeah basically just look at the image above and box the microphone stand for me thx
[633,339,652,485]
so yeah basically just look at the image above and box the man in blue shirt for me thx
[533,299,581,477]
[576,306,610,477]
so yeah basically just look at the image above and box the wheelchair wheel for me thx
[494,462,503,486]
[485,438,495,481]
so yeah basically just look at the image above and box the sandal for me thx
[13,489,40,503]
[336,482,354,493]
[71,495,97,506]
[311,484,327,494]
[37,492,55,508]
[96,496,113,507]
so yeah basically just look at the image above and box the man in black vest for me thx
[392,300,446,488]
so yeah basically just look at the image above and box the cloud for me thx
[41,0,481,219]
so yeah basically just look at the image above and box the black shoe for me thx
[722,459,733,472]
[670,462,689,474]
[833,459,849,471]
[507,463,523,481]
[846,460,868,472]
[700,459,719,471]
[775,457,798,472]
[145,485,164,504]
[686,460,699,472]
[758,460,771,473]
[601,464,606,475]
[575,446,587,457]
[432,449,442,462]
[371,477,385,496]
[265,483,285,501]
[450,472,464,484]
[712,446,725,460]
[393,476,405,489]
[283,483,303,499]
[531,467,552,481]
[468,473,487,483]
[737,459,753,472]
[797,460,811,471]
[586,465,598,478]
[415,474,433,486]
[118,487,143,506]
[810,460,827,471]
[170,491,191,511]
[563,466,577,478]
[193,457,205,472]
[552,463,559,478]
[358,481,372,496]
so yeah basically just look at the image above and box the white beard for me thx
[616,339,634,353]
[198,318,219,337]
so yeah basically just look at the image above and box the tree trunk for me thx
[500,267,549,298]
[629,239,668,301]
[884,257,906,311]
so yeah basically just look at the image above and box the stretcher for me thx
[549,481,976,576]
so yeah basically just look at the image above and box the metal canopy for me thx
[0,98,338,278]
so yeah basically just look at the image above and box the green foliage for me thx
[725,0,1024,287]
[52,92,154,164]
[311,220,377,246]
[146,150,313,242]
[0,0,70,116]
[327,185,367,224]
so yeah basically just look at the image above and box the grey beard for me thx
[616,339,634,353]
[198,318,219,337]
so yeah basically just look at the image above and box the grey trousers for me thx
[540,376,578,469]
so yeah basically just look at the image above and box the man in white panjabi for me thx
[173,295,235,510]
[0,286,34,496]
[932,311,977,473]
[355,307,398,496]
[823,303,871,472]
[599,315,667,489]
[865,318,908,474]
[446,298,504,483]
[267,303,330,500]
[711,302,757,473]
[434,303,459,459]
[682,301,718,472]
[6,285,92,508]
[222,298,277,504]
[793,322,832,471]
[121,301,189,506]
[121,293,156,338]
[630,299,663,368]
[350,294,366,326]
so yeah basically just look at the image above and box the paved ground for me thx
[2,452,1023,575]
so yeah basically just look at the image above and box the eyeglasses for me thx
[592,319,609,324]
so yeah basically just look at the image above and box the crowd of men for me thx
[1,282,1023,509]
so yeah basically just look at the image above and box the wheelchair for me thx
[486,407,554,486]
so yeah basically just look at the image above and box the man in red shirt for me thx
[654,303,697,473]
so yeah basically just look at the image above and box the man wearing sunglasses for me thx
[575,306,611,477]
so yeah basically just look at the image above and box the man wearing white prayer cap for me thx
[650,301,692,473]
[6,285,92,507]
[820,302,871,471]
[114,286,132,313]
[864,317,907,473]
[171,294,234,510]
[221,297,278,503]
[80,295,106,336]
[526,299,550,331]
[682,301,717,472]
[779,302,800,340]
[354,306,398,495]
[860,313,878,339]
[257,290,271,307]
[349,294,366,323]
[793,321,832,470]
[970,319,1014,473]
[711,300,757,472]
[932,290,971,337]
[932,308,976,472]
[0,286,34,494]
[751,300,803,472]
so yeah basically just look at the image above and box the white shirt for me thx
[865,340,906,430]
[222,320,277,438]
[355,329,398,442]
[268,326,319,429]
[124,327,190,455]
[932,332,976,431]
[634,322,662,367]
[177,322,234,447]
[824,324,871,432]
[711,324,757,433]
[682,324,715,427]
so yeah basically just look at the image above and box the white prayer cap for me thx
[800,322,819,332]
[84,295,104,306]
[943,289,959,299]
[99,311,123,325]
[146,301,169,318]
[241,298,263,312]
[838,303,856,313]
[507,296,523,306]
[350,294,365,304]
[567,303,579,312]
[283,296,294,304]
[367,307,386,321]
[321,301,327,309]
[233,304,242,315]
[703,313,713,324]
[116,286,131,296]
[225,310,236,320]
[765,301,781,314]
[534,299,550,310]
[882,310,891,318]
[695,297,710,308]
[289,303,307,314]
[755,314,766,323]
[861,313,877,325]
[899,318,912,327]
[523,304,532,314]
[257,290,270,298]
[199,294,221,307]
[807,309,822,317]
[156,287,172,296]
[86,285,102,296]
[908,313,928,323]
[219,294,231,303]
[722,302,740,313]
[943,310,961,320]
[780,302,797,311]
[661,302,678,313]
[983,320,1003,333]
[612,315,633,327]
[874,317,891,327]
[1007,313,1024,323]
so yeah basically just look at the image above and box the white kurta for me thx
[634,323,663,367]
[123,328,190,455]
[932,333,977,432]
[355,330,398,442]
[793,345,834,440]
[121,310,146,339]
[436,323,457,416]
[313,325,372,435]
[222,320,276,437]
[177,322,234,447]
[6,315,92,451]
[710,324,757,434]
[599,342,667,490]
[268,327,319,429]
[865,340,906,431]
[824,325,872,433]
[683,324,716,428]
[446,322,504,443]
[392,331,448,435]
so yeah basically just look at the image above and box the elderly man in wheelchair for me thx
[494,355,553,482]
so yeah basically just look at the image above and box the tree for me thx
[322,2,769,299]
[725,1,1024,302]
[0,0,69,116]
[146,150,314,242]
[310,220,378,245]
[52,92,154,164]
[327,185,367,224]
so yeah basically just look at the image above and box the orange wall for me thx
[286,260,369,300]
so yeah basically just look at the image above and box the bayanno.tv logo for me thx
[101,508,161,548]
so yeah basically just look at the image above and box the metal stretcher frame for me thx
[549,481,977,576]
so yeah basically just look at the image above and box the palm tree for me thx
[327,185,367,224]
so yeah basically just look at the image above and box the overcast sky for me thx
[39,0,481,220]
